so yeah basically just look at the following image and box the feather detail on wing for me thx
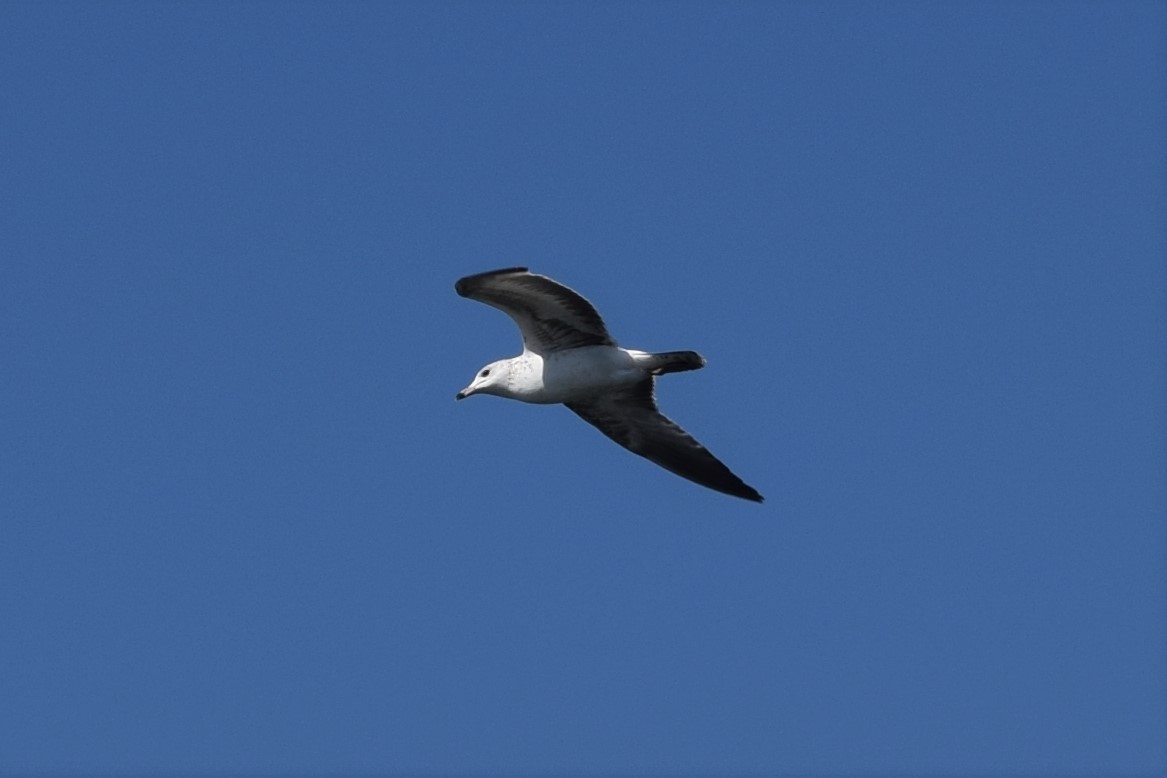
[566,379,764,503]
[455,267,615,355]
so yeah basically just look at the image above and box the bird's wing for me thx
[565,379,763,502]
[455,267,615,355]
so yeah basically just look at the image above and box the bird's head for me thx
[456,360,510,400]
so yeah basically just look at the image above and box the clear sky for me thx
[1,2,1164,775]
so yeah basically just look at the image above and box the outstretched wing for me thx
[566,379,764,503]
[455,267,615,355]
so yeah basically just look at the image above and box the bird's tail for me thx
[640,350,706,376]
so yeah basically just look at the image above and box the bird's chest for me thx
[536,349,639,403]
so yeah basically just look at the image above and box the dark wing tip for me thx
[700,470,764,503]
[738,486,765,503]
[455,267,530,297]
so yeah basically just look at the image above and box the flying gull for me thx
[455,267,763,503]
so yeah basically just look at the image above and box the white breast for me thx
[530,346,641,404]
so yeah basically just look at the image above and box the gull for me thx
[455,267,763,503]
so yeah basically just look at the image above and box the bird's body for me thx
[461,346,698,404]
[455,267,763,503]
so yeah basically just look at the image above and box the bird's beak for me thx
[455,388,471,401]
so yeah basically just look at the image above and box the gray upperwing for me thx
[455,267,615,355]
[565,380,764,503]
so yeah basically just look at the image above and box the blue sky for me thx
[1,1,1164,774]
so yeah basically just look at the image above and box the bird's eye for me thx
[481,369,491,377]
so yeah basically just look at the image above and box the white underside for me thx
[506,346,648,404]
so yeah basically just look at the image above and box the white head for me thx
[456,359,512,400]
